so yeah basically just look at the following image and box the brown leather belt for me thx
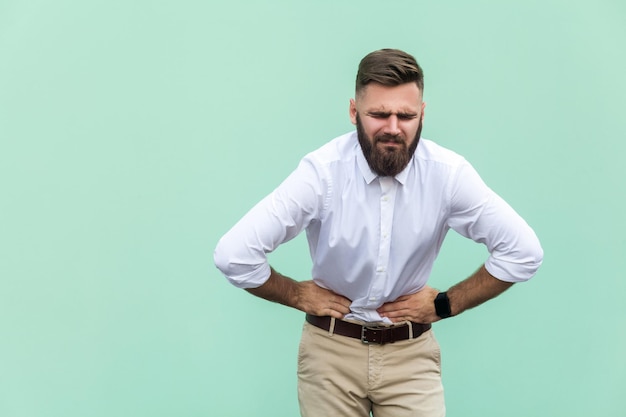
[305,314,431,345]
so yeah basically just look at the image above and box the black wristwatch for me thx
[434,292,452,319]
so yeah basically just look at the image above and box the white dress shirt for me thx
[214,131,543,322]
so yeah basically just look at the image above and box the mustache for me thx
[375,134,404,144]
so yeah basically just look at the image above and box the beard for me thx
[356,114,422,177]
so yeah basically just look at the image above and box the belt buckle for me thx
[361,325,387,345]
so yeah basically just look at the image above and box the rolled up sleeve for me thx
[446,161,543,282]
[213,158,324,288]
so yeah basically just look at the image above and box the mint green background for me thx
[1,1,625,416]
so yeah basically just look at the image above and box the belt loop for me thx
[407,321,413,339]
[328,317,336,336]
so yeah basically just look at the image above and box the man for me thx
[214,49,543,417]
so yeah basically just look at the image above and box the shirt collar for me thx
[356,145,378,184]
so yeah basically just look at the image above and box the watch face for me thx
[435,292,451,318]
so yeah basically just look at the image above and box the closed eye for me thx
[367,111,392,119]
[366,111,418,120]
[397,113,418,120]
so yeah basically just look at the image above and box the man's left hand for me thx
[377,286,440,324]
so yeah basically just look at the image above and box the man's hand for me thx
[295,280,352,319]
[377,265,514,324]
[245,268,352,319]
[377,286,440,324]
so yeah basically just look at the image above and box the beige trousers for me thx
[297,320,445,417]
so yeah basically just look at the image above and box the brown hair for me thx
[355,49,424,95]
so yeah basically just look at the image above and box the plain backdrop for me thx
[1,1,625,416]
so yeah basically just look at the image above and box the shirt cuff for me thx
[485,252,543,283]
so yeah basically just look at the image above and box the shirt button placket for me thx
[371,177,395,307]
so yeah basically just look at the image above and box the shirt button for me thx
[369,296,377,301]
[382,196,389,202]
[376,266,385,272]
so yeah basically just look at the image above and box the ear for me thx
[349,98,357,125]
[421,101,426,121]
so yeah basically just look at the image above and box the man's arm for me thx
[377,265,513,324]
[446,265,514,316]
[246,267,352,319]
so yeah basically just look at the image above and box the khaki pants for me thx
[297,321,445,417]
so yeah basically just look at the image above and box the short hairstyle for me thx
[355,49,424,95]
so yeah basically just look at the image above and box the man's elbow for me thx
[486,238,544,283]
[213,242,271,289]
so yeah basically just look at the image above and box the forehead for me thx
[356,82,423,111]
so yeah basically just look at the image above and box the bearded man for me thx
[214,48,543,417]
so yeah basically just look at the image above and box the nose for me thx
[383,115,401,136]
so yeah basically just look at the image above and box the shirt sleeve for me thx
[446,160,544,282]
[213,157,324,288]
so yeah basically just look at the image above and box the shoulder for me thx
[409,139,474,188]
[415,138,466,168]
[303,131,359,166]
